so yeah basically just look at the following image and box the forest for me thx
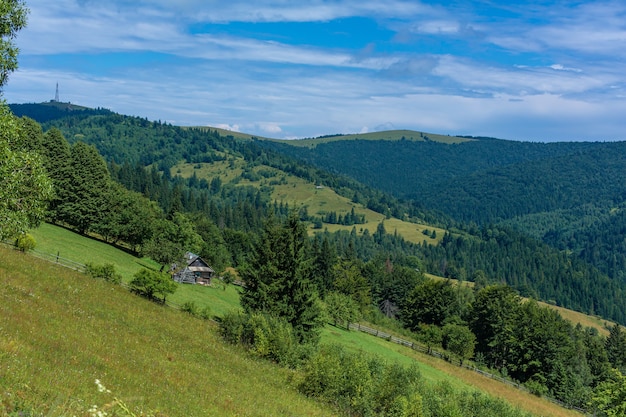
[3,102,626,414]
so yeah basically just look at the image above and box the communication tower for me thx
[54,82,59,102]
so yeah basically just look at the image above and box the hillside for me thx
[257,136,626,281]
[0,245,336,416]
[10,101,626,325]
[0,240,584,417]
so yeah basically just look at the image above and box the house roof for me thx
[184,252,214,273]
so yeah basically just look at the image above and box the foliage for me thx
[219,310,311,367]
[128,268,177,303]
[590,369,626,417]
[240,215,323,343]
[57,141,111,234]
[323,291,361,328]
[85,262,122,284]
[441,323,476,365]
[401,279,458,329]
[0,0,28,88]
[180,300,211,319]
[0,103,53,240]
[14,232,35,251]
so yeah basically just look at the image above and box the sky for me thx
[3,0,626,141]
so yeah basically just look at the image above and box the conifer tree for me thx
[40,127,71,221]
[240,214,322,343]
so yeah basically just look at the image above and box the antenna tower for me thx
[55,82,59,102]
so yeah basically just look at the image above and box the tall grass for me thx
[0,246,335,416]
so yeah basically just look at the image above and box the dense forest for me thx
[259,137,626,283]
[10,103,626,323]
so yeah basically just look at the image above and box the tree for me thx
[0,0,28,89]
[0,103,53,240]
[401,279,457,329]
[240,215,323,343]
[590,368,626,417]
[143,213,203,271]
[606,324,626,373]
[324,291,361,329]
[40,127,71,222]
[58,141,111,234]
[442,323,476,365]
[129,268,177,303]
[469,284,520,371]
[332,258,371,311]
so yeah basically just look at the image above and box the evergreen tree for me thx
[606,324,626,372]
[469,284,520,370]
[310,234,337,296]
[58,141,111,234]
[240,215,323,343]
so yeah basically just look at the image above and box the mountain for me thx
[256,135,626,280]
[10,101,626,324]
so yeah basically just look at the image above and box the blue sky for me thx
[4,0,626,141]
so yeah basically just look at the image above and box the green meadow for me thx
[172,159,445,246]
[2,224,584,417]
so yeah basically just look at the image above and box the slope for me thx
[0,245,336,417]
[1,239,582,417]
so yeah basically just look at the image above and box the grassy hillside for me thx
[172,159,444,246]
[196,127,471,147]
[0,245,336,417]
[10,225,596,416]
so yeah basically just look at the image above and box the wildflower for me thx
[95,379,111,393]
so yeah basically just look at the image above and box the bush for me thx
[218,311,310,367]
[181,301,199,316]
[299,344,423,417]
[85,262,122,284]
[129,268,177,303]
[15,233,36,252]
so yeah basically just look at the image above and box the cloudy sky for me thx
[4,0,626,141]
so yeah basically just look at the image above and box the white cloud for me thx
[213,123,241,132]
[257,122,283,134]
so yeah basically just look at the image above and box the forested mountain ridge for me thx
[10,102,626,325]
[257,136,626,282]
[9,101,626,412]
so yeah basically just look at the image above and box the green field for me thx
[172,159,445,246]
[0,245,335,417]
[6,224,585,416]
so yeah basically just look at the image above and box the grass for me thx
[0,245,336,417]
[171,160,445,246]
[189,126,472,146]
[13,224,591,416]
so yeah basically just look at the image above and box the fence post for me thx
[56,251,60,263]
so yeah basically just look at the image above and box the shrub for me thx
[218,311,309,367]
[299,344,423,417]
[85,262,122,284]
[181,301,199,316]
[129,268,177,303]
[15,233,36,252]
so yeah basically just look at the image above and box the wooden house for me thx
[172,252,215,285]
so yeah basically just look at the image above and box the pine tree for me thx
[240,214,322,343]
[40,128,71,222]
